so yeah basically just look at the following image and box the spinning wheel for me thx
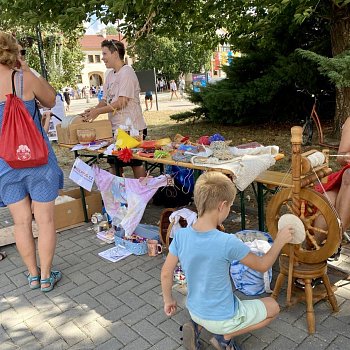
[266,126,341,334]
[266,187,341,263]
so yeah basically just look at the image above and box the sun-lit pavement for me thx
[1,98,350,349]
[66,92,196,118]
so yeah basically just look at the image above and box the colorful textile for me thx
[93,166,168,236]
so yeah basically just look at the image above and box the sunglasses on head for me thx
[20,49,26,56]
[108,40,120,52]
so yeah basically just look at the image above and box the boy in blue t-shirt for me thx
[161,172,293,350]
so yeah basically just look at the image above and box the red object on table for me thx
[115,148,133,163]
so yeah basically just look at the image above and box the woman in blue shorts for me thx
[0,33,63,292]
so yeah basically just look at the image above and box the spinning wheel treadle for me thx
[266,188,341,264]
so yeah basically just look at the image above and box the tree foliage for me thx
[0,20,84,89]
[2,0,349,129]
[130,34,211,79]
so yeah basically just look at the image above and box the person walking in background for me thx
[0,32,63,292]
[170,80,179,100]
[63,88,71,111]
[161,172,292,350]
[83,39,147,178]
[159,78,165,92]
[179,77,185,100]
[145,90,153,111]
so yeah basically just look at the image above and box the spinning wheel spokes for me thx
[266,188,341,263]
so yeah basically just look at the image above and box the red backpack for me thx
[0,71,48,168]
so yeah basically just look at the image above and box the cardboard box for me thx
[54,188,102,230]
[57,120,113,145]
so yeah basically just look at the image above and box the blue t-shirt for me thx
[169,226,250,320]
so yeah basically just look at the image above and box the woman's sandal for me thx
[25,267,41,290]
[41,271,62,293]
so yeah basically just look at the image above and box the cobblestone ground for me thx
[2,196,350,350]
[1,98,350,349]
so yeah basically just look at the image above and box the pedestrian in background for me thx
[170,80,179,100]
[145,90,153,111]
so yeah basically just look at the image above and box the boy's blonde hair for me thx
[194,171,237,216]
[0,32,18,68]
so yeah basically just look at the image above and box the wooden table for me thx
[59,143,288,230]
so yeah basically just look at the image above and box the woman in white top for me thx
[170,80,179,100]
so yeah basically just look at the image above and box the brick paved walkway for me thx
[1,98,350,349]
[1,200,350,349]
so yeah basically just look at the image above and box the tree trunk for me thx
[330,3,350,136]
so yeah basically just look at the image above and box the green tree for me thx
[1,0,349,130]
[130,34,211,79]
[105,25,118,35]
[0,20,84,89]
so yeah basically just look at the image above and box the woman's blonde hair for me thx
[0,32,18,68]
[194,171,237,216]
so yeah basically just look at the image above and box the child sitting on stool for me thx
[161,171,293,350]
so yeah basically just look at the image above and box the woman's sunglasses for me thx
[20,49,26,56]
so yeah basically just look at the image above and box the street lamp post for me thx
[36,24,48,80]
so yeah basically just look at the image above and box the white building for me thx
[78,31,131,88]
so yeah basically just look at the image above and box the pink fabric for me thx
[93,166,168,236]
[93,166,121,217]
[121,175,169,236]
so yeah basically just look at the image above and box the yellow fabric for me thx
[156,138,172,147]
[115,128,140,149]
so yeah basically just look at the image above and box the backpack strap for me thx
[11,70,24,98]
[11,70,17,96]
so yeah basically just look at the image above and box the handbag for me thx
[0,71,48,168]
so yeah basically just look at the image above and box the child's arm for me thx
[161,252,179,316]
[240,225,293,272]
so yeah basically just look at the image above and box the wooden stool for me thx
[272,255,339,334]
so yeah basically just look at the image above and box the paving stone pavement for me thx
[1,98,350,349]
[1,201,350,350]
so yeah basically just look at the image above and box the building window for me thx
[76,75,82,83]
[88,55,94,63]
[95,55,101,63]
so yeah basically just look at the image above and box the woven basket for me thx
[159,208,225,249]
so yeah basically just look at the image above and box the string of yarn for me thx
[307,151,325,168]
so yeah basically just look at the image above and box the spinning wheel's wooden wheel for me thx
[266,187,341,264]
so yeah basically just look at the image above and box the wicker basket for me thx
[159,208,225,249]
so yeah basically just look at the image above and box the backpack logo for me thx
[16,144,31,161]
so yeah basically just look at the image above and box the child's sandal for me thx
[40,271,62,293]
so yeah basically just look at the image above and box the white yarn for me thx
[307,151,325,168]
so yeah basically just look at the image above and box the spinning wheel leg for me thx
[304,278,316,334]
[322,274,339,312]
[272,273,286,300]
